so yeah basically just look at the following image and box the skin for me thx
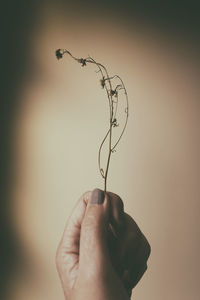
[56,189,151,300]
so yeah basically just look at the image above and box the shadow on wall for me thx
[0,0,199,299]
[0,1,39,298]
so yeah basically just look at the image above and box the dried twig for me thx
[55,49,129,192]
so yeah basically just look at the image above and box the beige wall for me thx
[12,4,199,300]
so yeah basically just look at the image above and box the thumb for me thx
[78,188,110,273]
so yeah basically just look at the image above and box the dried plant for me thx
[55,49,129,192]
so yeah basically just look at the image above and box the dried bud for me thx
[100,77,105,88]
[110,89,116,96]
[112,118,119,127]
[55,49,63,59]
[78,58,87,67]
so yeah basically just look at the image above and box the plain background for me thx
[1,1,199,299]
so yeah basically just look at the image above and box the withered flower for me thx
[55,49,63,60]
[100,77,105,88]
[55,49,129,192]
[112,118,119,127]
[78,58,87,67]
[110,89,116,96]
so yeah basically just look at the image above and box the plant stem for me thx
[56,49,129,193]
[104,120,113,192]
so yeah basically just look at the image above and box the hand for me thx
[56,188,151,299]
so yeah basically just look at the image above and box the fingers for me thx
[56,191,91,270]
[57,189,124,259]
[82,189,110,231]
[124,238,150,290]
[123,261,148,297]
[131,233,151,288]
[119,213,150,261]
[95,192,151,289]
[120,213,151,290]
[56,188,151,294]
[105,192,126,274]
[107,192,124,224]
[124,215,151,267]
[78,189,111,275]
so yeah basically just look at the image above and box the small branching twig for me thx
[55,49,129,192]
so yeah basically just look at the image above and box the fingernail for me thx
[91,188,105,205]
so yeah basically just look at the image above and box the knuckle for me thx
[117,200,124,216]
[129,222,142,240]
[141,235,151,260]
[115,195,124,212]
[82,190,92,204]
[129,229,139,242]
[83,190,91,198]
[125,213,140,231]
[108,192,125,225]
[108,192,124,211]
[146,241,151,259]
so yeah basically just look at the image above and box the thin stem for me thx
[104,121,113,192]
[85,57,114,192]
[56,49,129,192]
[98,128,111,178]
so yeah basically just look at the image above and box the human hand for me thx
[56,188,151,299]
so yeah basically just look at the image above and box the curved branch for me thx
[98,128,111,179]
[55,49,129,192]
